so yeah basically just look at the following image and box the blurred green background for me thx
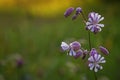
[0,0,120,80]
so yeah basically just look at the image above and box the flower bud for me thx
[70,41,81,51]
[64,7,74,17]
[76,7,82,15]
[99,46,109,55]
[72,14,78,20]
[90,48,98,56]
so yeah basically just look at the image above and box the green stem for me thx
[88,30,97,80]
[80,11,97,80]
[88,31,91,50]
[94,71,97,80]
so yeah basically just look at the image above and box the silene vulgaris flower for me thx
[88,48,106,72]
[86,12,104,34]
[61,41,83,58]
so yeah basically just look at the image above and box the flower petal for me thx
[86,22,91,25]
[97,24,104,27]
[97,15,101,21]
[99,17,104,22]
[87,25,93,30]
[96,54,101,61]
[89,63,94,70]
[61,42,69,51]
[94,66,98,72]
[88,56,94,62]
[69,49,76,56]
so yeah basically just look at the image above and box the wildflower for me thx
[86,12,104,34]
[61,41,83,58]
[64,7,74,17]
[99,46,109,55]
[88,54,106,72]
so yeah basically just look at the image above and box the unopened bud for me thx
[99,46,109,55]
[64,7,74,17]
[76,7,82,15]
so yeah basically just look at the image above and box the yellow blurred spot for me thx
[28,0,71,18]
[0,0,85,18]
[0,0,16,8]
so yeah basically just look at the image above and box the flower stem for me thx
[88,30,97,80]
[80,11,97,80]
[88,31,91,50]
[94,71,97,80]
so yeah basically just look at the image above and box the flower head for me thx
[64,7,74,17]
[86,12,104,34]
[88,54,106,72]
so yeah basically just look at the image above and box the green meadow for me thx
[0,1,120,80]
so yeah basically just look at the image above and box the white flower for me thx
[88,54,106,72]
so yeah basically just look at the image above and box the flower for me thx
[99,46,109,55]
[86,12,104,34]
[88,54,106,72]
[61,41,83,58]
[64,7,74,17]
